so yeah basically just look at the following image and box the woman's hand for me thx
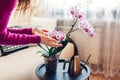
[32,28,48,36]
[32,28,62,47]
[40,35,62,47]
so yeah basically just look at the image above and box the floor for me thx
[90,74,120,80]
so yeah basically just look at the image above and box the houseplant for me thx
[37,6,95,73]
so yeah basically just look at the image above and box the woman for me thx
[0,0,62,47]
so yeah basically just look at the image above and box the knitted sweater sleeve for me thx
[7,28,33,34]
[0,30,41,45]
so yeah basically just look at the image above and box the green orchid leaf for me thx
[49,47,54,53]
[41,54,47,57]
[36,49,49,57]
[37,44,49,53]
[49,39,69,56]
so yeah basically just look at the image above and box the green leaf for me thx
[37,44,49,53]
[39,50,49,57]
[49,39,69,56]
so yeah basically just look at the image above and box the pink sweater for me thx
[0,0,40,45]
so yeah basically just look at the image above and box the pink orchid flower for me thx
[78,19,95,38]
[70,6,85,19]
[48,30,66,41]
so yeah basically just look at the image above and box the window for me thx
[37,0,120,20]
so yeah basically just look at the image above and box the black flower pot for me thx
[44,56,59,74]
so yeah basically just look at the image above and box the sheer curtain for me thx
[36,0,88,18]
[37,0,120,78]
[72,20,120,78]
[37,0,120,20]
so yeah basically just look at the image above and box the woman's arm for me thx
[0,30,40,45]
[7,27,46,35]
[7,28,33,34]
[0,30,62,47]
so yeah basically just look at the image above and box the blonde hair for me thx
[9,0,40,26]
[17,0,31,13]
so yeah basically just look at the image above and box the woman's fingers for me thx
[49,38,57,43]
[33,28,62,47]
[49,41,62,47]
[41,29,49,32]
[46,37,62,47]
[32,28,49,35]
[40,35,62,47]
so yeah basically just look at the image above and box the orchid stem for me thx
[67,19,78,35]
[73,19,78,27]
[71,28,79,33]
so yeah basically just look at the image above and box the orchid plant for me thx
[38,6,95,57]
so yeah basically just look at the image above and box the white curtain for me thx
[37,0,120,78]
[36,0,88,18]
[37,0,120,20]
